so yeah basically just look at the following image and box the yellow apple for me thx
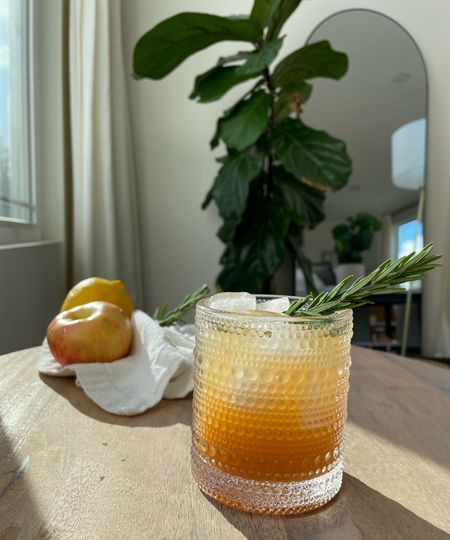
[47,301,133,366]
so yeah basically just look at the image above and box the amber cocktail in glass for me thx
[191,294,353,514]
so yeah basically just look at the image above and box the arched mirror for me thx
[299,10,427,354]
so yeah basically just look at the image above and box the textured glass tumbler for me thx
[191,296,353,514]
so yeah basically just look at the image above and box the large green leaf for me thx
[217,197,290,292]
[219,91,272,151]
[266,0,302,41]
[272,118,352,191]
[280,81,312,100]
[272,40,348,88]
[236,39,283,76]
[250,0,271,28]
[133,13,260,79]
[273,167,325,228]
[191,39,282,103]
[209,81,264,148]
[190,66,256,103]
[250,0,301,39]
[216,38,283,76]
[204,153,264,242]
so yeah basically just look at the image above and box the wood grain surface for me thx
[0,346,449,539]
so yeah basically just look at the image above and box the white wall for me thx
[122,0,450,356]
[303,221,339,264]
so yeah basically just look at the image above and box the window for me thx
[397,218,423,289]
[397,219,423,258]
[0,0,35,223]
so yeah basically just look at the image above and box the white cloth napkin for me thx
[38,310,195,416]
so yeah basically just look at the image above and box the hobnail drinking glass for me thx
[191,295,353,514]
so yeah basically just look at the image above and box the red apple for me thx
[47,301,133,366]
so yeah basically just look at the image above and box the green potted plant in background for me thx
[332,213,382,283]
[133,1,352,294]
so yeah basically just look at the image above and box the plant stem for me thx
[263,68,276,196]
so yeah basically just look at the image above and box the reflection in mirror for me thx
[297,10,427,354]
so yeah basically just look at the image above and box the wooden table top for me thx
[0,346,449,539]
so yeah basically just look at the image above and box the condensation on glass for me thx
[191,296,353,514]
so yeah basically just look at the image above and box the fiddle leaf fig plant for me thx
[133,1,352,293]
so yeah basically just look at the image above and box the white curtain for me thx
[69,0,143,306]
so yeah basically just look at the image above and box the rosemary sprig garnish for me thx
[285,243,441,317]
[154,284,210,326]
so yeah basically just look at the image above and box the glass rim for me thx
[196,294,352,324]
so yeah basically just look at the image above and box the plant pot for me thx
[273,251,295,295]
[334,263,366,284]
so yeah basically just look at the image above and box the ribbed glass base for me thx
[191,447,343,515]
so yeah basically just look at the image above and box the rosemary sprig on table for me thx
[154,284,210,326]
[285,243,441,317]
